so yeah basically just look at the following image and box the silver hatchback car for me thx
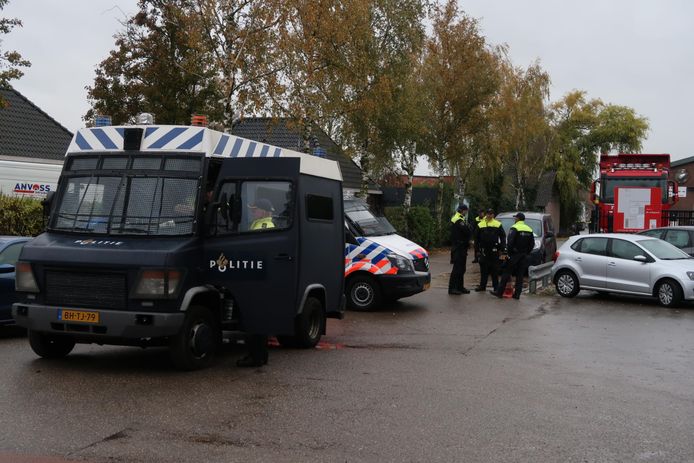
[552,233,694,307]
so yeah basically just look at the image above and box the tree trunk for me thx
[436,173,445,239]
[455,162,467,207]
[359,149,370,198]
[402,143,416,236]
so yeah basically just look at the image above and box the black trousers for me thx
[247,334,269,363]
[448,253,467,291]
[478,252,499,290]
[497,253,529,297]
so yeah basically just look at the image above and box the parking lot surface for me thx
[1,250,693,462]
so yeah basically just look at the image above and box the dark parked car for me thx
[637,226,694,256]
[0,236,31,325]
[497,212,557,265]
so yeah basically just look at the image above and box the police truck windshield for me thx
[602,176,667,203]
[344,202,396,237]
[51,154,202,236]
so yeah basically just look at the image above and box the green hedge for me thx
[0,195,44,236]
[384,206,438,249]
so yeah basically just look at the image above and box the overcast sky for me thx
[3,0,693,163]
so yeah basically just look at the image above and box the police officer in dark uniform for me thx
[448,203,471,295]
[474,208,506,292]
[490,212,534,300]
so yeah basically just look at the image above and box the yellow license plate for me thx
[59,309,100,324]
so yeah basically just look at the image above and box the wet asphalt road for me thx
[1,251,694,463]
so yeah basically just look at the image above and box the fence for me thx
[662,210,694,226]
[528,262,554,294]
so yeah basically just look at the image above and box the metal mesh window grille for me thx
[53,176,198,235]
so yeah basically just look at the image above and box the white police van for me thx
[344,199,431,310]
[13,116,345,370]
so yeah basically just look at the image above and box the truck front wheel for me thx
[346,274,381,311]
[277,297,324,349]
[28,331,75,358]
[169,305,220,370]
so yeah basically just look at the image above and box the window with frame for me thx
[640,229,663,239]
[664,229,690,248]
[579,237,608,256]
[306,194,333,221]
[241,181,292,232]
[209,181,293,234]
[610,239,643,260]
[0,242,26,265]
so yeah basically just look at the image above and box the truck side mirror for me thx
[42,191,55,218]
[591,180,601,204]
[205,192,230,235]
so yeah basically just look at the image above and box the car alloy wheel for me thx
[659,283,674,306]
[557,274,575,295]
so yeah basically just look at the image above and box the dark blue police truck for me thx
[12,119,345,369]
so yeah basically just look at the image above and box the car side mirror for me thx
[0,264,15,274]
[633,255,648,263]
[545,231,554,238]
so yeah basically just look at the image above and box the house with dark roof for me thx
[0,87,73,164]
[232,117,380,197]
[669,155,694,211]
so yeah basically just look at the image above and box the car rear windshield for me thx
[636,239,691,260]
[498,218,542,237]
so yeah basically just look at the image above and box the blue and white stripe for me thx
[68,126,284,159]
[212,134,282,158]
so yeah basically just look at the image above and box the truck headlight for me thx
[134,269,182,298]
[15,262,39,292]
[687,272,694,281]
[387,254,413,273]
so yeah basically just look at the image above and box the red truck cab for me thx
[591,153,678,233]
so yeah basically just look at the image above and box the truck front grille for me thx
[45,270,127,310]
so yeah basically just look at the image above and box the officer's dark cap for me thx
[486,208,494,213]
[513,212,525,220]
[457,203,468,211]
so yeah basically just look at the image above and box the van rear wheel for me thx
[346,274,381,311]
[28,331,75,358]
[277,297,324,349]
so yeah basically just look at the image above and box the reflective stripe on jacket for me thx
[507,221,534,255]
[251,217,275,230]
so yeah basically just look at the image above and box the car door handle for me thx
[274,253,293,261]
[575,257,582,262]
[608,262,616,266]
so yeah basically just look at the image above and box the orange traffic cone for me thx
[502,283,514,298]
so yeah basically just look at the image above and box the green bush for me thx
[385,206,437,249]
[0,194,44,236]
